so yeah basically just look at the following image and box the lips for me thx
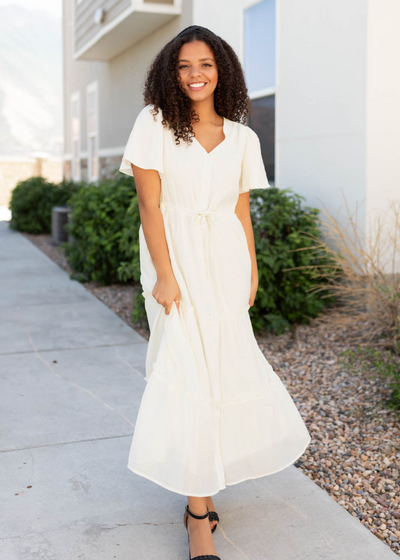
[188,82,207,91]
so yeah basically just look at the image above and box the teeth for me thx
[189,82,206,88]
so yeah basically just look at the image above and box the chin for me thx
[187,89,216,100]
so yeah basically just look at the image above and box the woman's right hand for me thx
[152,273,181,315]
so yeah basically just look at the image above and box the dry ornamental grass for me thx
[284,194,400,352]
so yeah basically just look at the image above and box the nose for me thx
[189,66,202,79]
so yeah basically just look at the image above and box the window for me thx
[86,82,99,182]
[71,92,80,181]
[243,0,276,181]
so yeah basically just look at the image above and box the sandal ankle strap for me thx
[185,504,209,520]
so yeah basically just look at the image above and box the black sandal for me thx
[183,504,221,560]
[208,510,220,533]
[186,503,219,534]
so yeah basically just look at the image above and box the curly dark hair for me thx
[142,25,251,146]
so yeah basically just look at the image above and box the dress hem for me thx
[127,433,311,498]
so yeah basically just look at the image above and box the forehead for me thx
[177,40,215,61]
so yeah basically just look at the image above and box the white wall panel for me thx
[276,0,368,232]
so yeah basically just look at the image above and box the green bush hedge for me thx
[116,193,141,283]
[9,177,82,234]
[249,187,336,334]
[65,172,136,285]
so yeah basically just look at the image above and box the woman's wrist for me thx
[156,266,175,281]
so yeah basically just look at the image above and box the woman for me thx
[119,25,311,560]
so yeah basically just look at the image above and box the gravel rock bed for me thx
[259,322,400,555]
[24,232,400,556]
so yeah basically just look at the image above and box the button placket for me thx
[206,247,225,487]
[196,156,215,283]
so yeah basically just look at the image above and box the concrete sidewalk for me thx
[0,220,397,560]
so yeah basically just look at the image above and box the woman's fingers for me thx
[152,292,181,315]
[164,300,181,315]
[152,276,181,315]
[164,300,180,315]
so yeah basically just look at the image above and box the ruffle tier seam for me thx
[144,368,274,406]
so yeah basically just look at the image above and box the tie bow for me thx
[193,210,218,228]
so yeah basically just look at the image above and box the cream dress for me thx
[119,104,311,497]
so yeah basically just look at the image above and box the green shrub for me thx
[132,288,147,327]
[57,178,85,205]
[8,176,82,234]
[117,193,144,326]
[9,176,59,233]
[250,187,336,334]
[117,194,141,283]
[65,171,136,285]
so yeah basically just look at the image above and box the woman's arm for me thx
[235,191,258,307]
[131,163,180,314]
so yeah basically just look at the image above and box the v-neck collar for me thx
[192,116,227,156]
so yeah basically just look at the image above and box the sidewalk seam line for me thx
[0,341,148,356]
[0,433,133,454]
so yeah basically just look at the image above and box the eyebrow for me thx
[177,58,214,62]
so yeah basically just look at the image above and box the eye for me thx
[178,63,212,69]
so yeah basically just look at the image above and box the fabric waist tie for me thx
[159,201,234,282]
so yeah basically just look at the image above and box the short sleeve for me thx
[119,104,164,178]
[239,125,270,193]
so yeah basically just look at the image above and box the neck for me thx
[191,97,219,123]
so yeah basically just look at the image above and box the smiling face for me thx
[177,40,218,102]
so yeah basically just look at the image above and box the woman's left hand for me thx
[249,274,259,307]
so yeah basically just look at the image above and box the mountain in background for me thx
[0,5,63,156]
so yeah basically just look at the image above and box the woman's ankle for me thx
[187,496,209,517]
[188,505,208,517]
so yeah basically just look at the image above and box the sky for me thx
[0,0,61,17]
